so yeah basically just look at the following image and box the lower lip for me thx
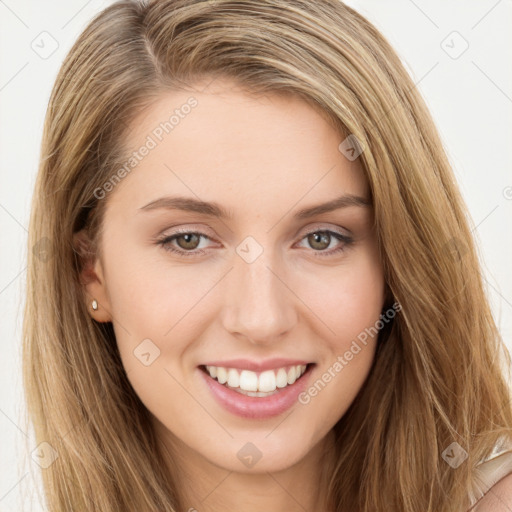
[199,365,314,419]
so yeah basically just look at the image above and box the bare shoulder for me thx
[472,472,512,511]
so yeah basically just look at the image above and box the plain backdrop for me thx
[1,0,511,510]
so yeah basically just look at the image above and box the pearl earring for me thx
[91,299,98,311]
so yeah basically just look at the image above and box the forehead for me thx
[109,78,369,213]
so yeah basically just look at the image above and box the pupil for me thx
[178,234,199,249]
[309,232,329,250]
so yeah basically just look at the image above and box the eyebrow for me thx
[138,194,371,219]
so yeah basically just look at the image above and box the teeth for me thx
[259,370,276,393]
[276,368,288,388]
[239,370,258,391]
[227,368,239,388]
[216,367,227,384]
[287,366,296,384]
[205,364,308,393]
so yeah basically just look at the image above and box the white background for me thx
[1,0,511,510]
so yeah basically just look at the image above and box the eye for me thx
[156,227,353,258]
[296,229,353,257]
[171,233,202,251]
[157,229,215,257]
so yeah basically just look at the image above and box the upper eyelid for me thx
[158,225,351,248]
[159,222,351,239]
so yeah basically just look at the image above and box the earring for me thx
[91,299,98,311]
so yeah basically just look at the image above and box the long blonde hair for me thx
[22,0,512,510]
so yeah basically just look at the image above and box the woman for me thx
[22,0,512,510]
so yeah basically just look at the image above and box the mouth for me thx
[199,363,311,396]
[198,362,315,419]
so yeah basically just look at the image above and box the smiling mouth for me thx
[199,363,313,397]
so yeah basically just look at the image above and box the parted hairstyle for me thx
[22,0,512,510]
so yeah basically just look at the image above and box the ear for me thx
[73,230,112,323]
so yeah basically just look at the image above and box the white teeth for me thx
[239,370,258,391]
[287,366,296,384]
[258,370,276,393]
[205,364,308,393]
[276,368,288,388]
[216,367,227,384]
[227,368,239,388]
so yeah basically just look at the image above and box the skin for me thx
[472,473,512,511]
[79,77,385,512]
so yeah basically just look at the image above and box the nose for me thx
[220,247,298,346]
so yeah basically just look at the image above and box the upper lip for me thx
[200,358,312,372]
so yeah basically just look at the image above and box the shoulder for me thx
[472,471,512,511]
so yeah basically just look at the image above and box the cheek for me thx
[293,248,385,423]
[296,247,385,348]
[103,237,217,347]
[102,245,210,432]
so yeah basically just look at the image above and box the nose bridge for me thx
[220,243,297,343]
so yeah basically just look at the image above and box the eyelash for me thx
[156,227,353,259]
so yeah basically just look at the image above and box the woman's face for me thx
[83,77,385,474]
